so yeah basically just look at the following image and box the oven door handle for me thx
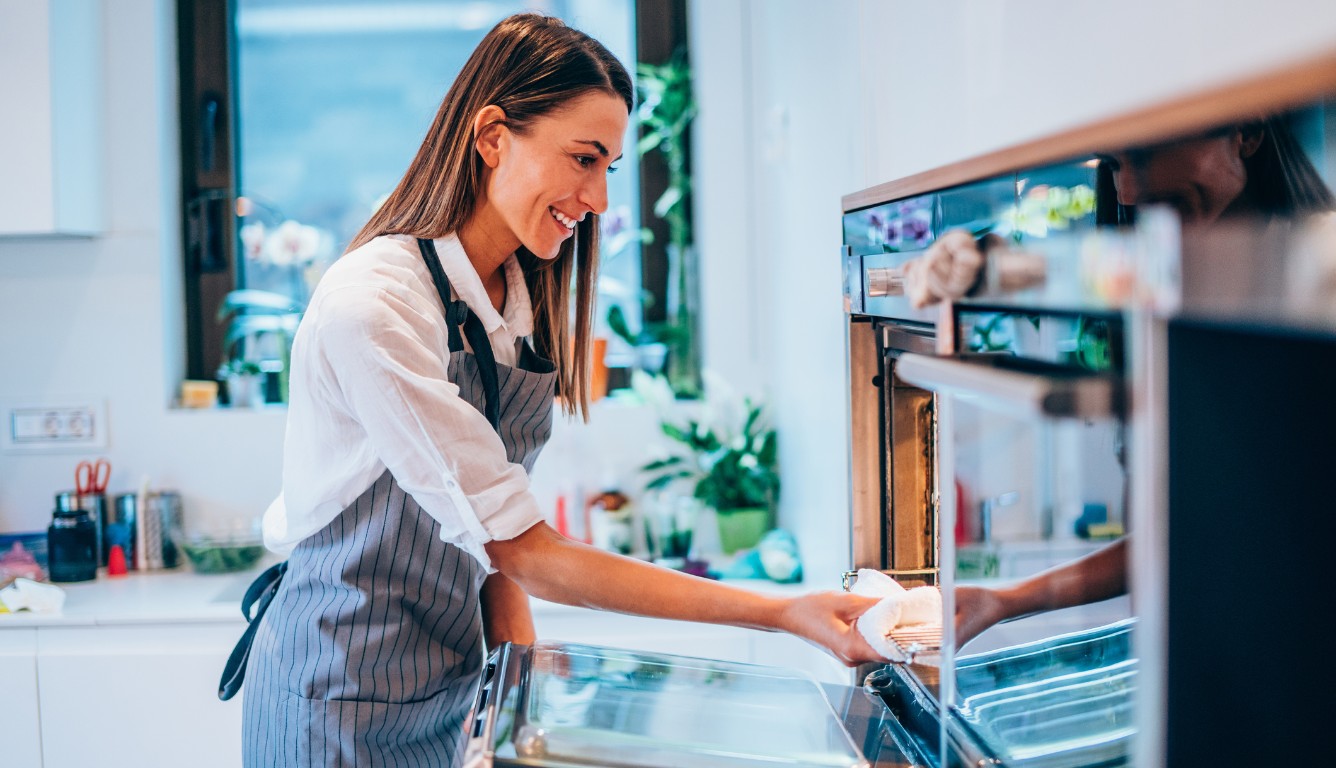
[895,353,1123,419]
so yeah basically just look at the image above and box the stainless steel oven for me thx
[841,158,1149,767]
[836,59,1336,765]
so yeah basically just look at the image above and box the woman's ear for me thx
[473,105,508,169]
[1237,125,1265,159]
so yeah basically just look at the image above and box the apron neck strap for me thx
[416,237,501,429]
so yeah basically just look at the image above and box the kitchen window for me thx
[177,0,655,404]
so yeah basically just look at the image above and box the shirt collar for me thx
[432,234,534,338]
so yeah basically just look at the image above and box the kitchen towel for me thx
[0,578,66,614]
[850,568,941,659]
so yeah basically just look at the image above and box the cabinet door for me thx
[0,0,102,235]
[0,629,43,768]
[37,622,244,768]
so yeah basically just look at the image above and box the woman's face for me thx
[1102,129,1260,224]
[482,91,628,260]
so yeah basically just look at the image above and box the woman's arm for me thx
[485,523,885,666]
[955,538,1128,648]
[480,572,536,648]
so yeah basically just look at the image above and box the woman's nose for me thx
[579,174,609,215]
[1114,168,1143,207]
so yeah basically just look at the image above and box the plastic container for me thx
[178,539,265,573]
[174,513,265,574]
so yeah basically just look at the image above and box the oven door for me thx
[463,642,924,768]
[893,308,1139,768]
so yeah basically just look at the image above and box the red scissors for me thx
[75,459,111,495]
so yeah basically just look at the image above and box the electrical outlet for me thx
[2,399,108,452]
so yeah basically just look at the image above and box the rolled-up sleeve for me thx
[313,284,544,572]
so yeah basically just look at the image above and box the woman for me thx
[221,14,882,767]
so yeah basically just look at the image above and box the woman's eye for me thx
[575,155,596,168]
[607,165,619,175]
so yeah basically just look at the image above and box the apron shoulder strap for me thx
[416,237,501,429]
[416,237,467,352]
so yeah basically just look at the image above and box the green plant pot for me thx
[716,507,770,554]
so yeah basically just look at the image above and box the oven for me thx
[841,158,1149,767]
[836,59,1336,765]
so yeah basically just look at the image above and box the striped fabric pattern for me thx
[242,336,555,766]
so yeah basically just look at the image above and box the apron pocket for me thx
[294,686,474,767]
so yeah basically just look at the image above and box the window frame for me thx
[177,0,692,397]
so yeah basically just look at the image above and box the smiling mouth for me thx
[549,207,578,230]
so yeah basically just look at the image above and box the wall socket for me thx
[2,399,108,453]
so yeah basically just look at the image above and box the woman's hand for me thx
[900,230,1045,308]
[777,591,886,667]
[954,585,1013,650]
[902,229,985,308]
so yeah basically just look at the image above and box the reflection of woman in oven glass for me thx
[920,116,1335,648]
[1095,116,1335,226]
[903,114,1335,311]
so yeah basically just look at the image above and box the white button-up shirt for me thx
[262,233,546,572]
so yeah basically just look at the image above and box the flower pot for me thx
[715,507,771,554]
[644,494,701,568]
[226,373,266,408]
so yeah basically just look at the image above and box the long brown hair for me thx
[347,13,633,419]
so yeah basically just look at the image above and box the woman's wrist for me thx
[766,594,802,635]
[995,582,1040,622]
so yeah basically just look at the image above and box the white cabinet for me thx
[0,629,43,768]
[37,623,243,768]
[0,0,103,236]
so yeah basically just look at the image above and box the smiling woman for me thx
[213,13,885,767]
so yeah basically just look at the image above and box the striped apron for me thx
[234,237,555,767]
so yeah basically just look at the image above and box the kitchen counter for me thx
[0,566,846,768]
[0,562,817,629]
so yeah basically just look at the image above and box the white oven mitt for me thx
[0,578,67,615]
[849,568,941,659]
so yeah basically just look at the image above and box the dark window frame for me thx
[177,0,690,394]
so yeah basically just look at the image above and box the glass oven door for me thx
[896,307,1138,767]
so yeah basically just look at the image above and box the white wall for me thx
[5,0,1336,573]
[0,0,289,537]
[690,0,1336,589]
[0,1,663,541]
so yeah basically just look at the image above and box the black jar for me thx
[48,508,98,583]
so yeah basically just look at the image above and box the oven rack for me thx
[885,624,943,665]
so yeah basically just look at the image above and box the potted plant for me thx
[218,359,266,408]
[216,288,302,405]
[638,374,779,553]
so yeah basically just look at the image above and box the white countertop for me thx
[0,562,813,630]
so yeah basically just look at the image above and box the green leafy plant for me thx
[217,359,263,377]
[640,391,779,514]
[637,48,700,397]
[606,302,688,348]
